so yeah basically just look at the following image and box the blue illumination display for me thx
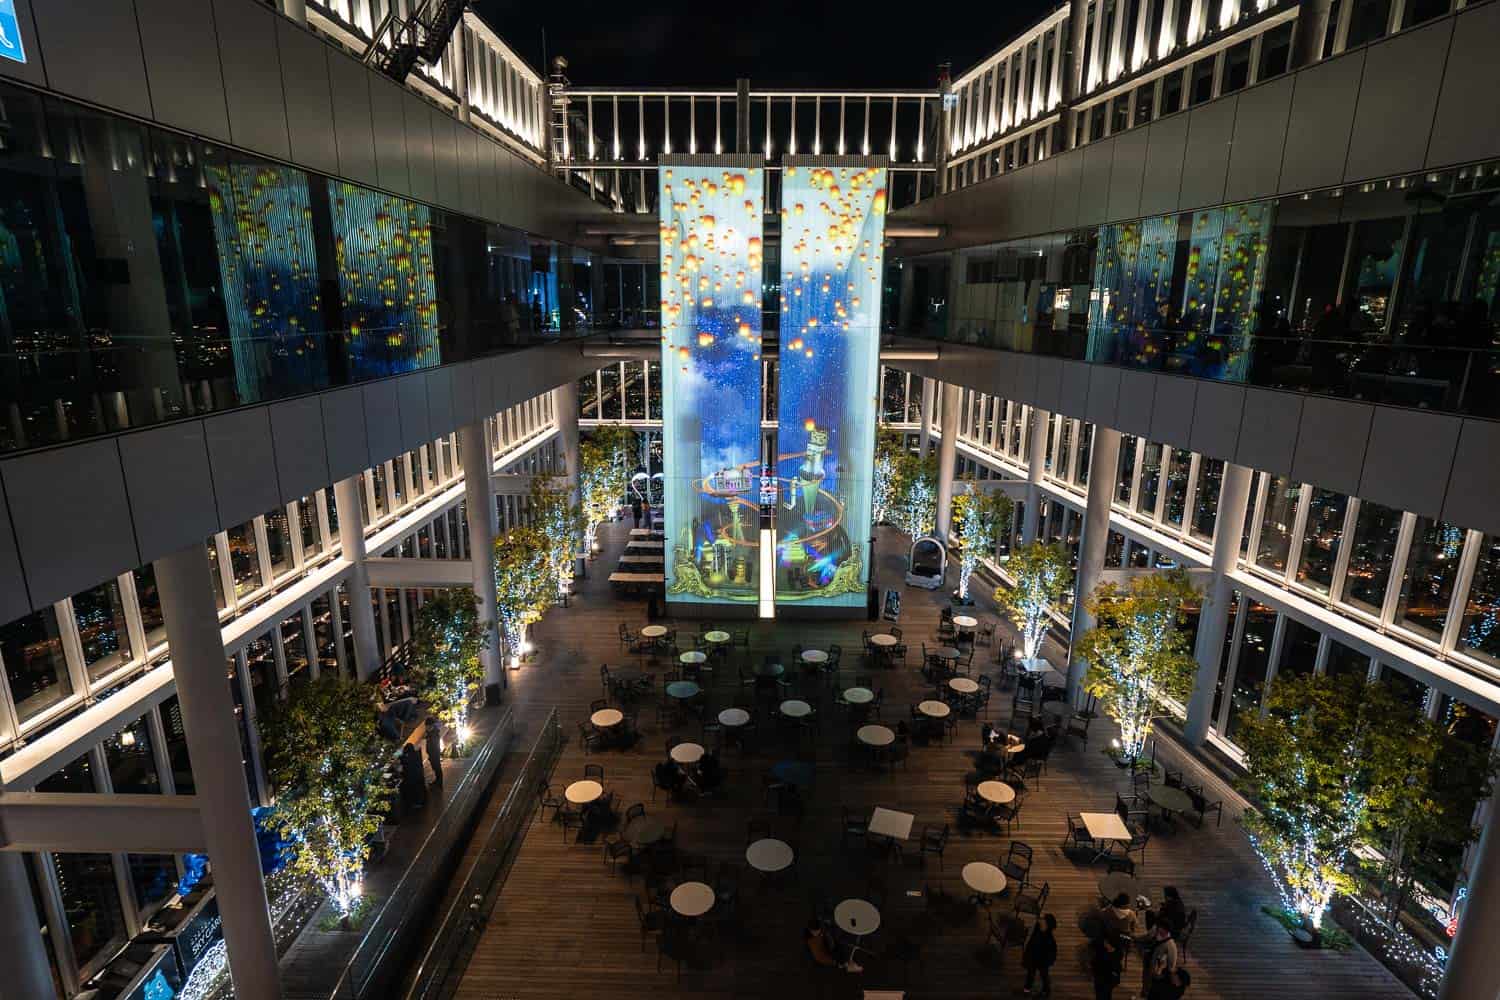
[0,0,26,65]
[660,157,765,605]
[775,159,888,607]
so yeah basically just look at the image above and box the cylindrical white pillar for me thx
[1066,426,1122,704]
[934,381,961,542]
[281,0,307,26]
[918,377,936,458]
[333,475,381,681]
[553,382,582,517]
[0,854,58,1000]
[154,544,280,1000]
[459,422,503,691]
[1183,462,1254,745]
[1440,795,1500,1000]
[1021,407,1050,543]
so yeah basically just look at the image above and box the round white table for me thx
[718,707,750,727]
[857,724,895,747]
[869,633,898,648]
[962,861,1007,898]
[564,780,602,805]
[666,681,701,700]
[933,646,960,661]
[670,741,705,765]
[843,686,874,705]
[1003,739,1027,755]
[670,881,716,918]
[745,837,794,873]
[680,650,707,665]
[641,625,668,640]
[780,699,813,718]
[953,615,979,630]
[949,677,979,695]
[800,649,828,664]
[918,699,951,719]
[704,630,732,644]
[834,898,881,938]
[590,708,623,728]
[977,780,1016,805]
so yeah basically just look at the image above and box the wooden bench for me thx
[626,540,664,550]
[618,553,665,565]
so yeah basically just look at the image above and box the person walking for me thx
[424,716,445,787]
[1022,913,1058,996]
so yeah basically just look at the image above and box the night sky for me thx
[473,0,1057,88]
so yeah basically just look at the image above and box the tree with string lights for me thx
[259,676,391,925]
[493,523,552,667]
[871,428,906,526]
[993,540,1072,665]
[408,588,488,744]
[891,450,938,540]
[949,485,1012,603]
[1076,570,1198,764]
[1237,672,1416,937]
[530,475,583,597]
[579,425,636,553]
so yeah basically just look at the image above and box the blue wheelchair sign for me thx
[0,0,26,65]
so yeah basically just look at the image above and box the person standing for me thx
[1142,922,1179,999]
[631,496,643,528]
[1091,933,1123,1000]
[1022,913,1058,996]
[424,716,445,787]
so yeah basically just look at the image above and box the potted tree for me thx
[530,476,584,598]
[579,425,636,555]
[1076,570,1198,766]
[890,451,938,541]
[259,676,392,929]
[493,524,553,669]
[871,428,906,526]
[408,588,489,750]
[949,486,1012,605]
[993,541,1072,670]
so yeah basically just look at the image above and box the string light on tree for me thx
[949,485,1012,603]
[993,541,1072,665]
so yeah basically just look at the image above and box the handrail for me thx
[403,708,564,1000]
[326,706,517,999]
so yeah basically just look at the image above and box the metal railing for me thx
[324,706,518,1000]
[404,708,563,1000]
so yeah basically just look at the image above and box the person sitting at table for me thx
[697,751,725,792]
[1100,893,1140,939]
[804,919,865,973]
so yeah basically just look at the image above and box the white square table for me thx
[1080,811,1132,862]
[868,806,915,841]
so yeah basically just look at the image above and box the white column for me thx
[0,855,56,1000]
[1021,407,1050,543]
[281,0,307,25]
[1440,795,1500,1000]
[332,475,381,681]
[452,23,471,125]
[934,382,961,542]
[553,382,582,507]
[1066,427,1122,704]
[1183,462,1254,745]
[459,422,503,693]
[154,544,280,1000]
[919,377,936,457]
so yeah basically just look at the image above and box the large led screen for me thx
[660,157,765,606]
[775,159,887,607]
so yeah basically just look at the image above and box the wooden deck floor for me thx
[453,522,1413,1000]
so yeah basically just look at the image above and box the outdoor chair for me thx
[919,823,950,869]
[584,763,605,782]
[602,831,634,874]
[1179,909,1199,959]
[536,781,563,822]
[1164,768,1185,788]
[1185,784,1225,827]
[1000,841,1033,884]
[841,807,869,850]
[1120,826,1150,867]
[1064,711,1091,748]
[635,895,668,952]
[977,621,997,646]
[993,795,1024,835]
[1063,813,1098,855]
[1012,879,1049,919]
[577,721,603,755]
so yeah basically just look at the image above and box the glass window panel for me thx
[648,361,663,421]
[1105,530,1126,568]
[1162,449,1191,527]
[132,565,167,652]
[1116,435,1138,505]
[1342,500,1402,615]
[72,579,134,681]
[311,594,338,675]
[127,854,177,910]
[1224,598,1276,744]
[1127,541,1151,568]
[1343,216,1404,337]
[1191,458,1223,542]
[600,364,622,420]
[385,589,403,652]
[1,608,73,722]
[1296,488,1348,595]
[281,612,309,691]
[326,487,341,544]
[226,522,263,598]
[1076,423,1094,486]
[1396,517,1464,641]
[1056,419,1073,480]
[1324,639,1370,680]
[264,507,292,578]
[50,852,126,969]
[205,538,228,611]
[244,635,277,719]
[1255,475,1298,575]
[1275,617,1320,684]
[1459,533,1500,666]
[1378,663,1428,712]
[298,496,323,559]
[337,583,357,679]
[1436,695,1498,752]
[1210,591,1243,725]
[104,717,160,794]
[369,466,387,519]
[389,459,407,510]
[159,694,195,795]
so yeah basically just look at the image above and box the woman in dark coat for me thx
[1022,913,1058,996]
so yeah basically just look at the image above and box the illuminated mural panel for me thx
[775,158,888,607]
[660,156,765,606]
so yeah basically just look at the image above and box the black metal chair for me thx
[919,823,950,869]
[536,781,562,822]
[1000,841,1033,884]
[602,831,634,874]
[635,895,667,952]
[1012,879,1049,919]
[577,721,603,754]
[1185,784,1225,827]
[841,807,868,850]
[584,763,605,782]
[1063,813,1097,855]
